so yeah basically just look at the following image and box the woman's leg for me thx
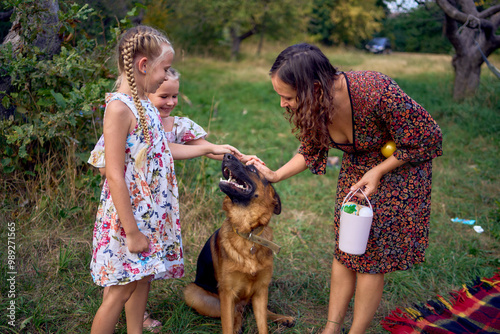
[91,281,138,334]
[322,258,356,334]
[348,272,384,334]
[124,276,151,334]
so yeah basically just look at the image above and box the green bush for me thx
[0,1,138,174]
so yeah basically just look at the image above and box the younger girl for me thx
[90,25,237,334]
[149,67,253,161]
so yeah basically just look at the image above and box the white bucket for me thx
[338,188,373,255]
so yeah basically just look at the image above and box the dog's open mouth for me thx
[220,167,251,193]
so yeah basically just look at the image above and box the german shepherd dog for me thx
[183,153,295,333]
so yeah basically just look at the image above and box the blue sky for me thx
[386,0,419,13]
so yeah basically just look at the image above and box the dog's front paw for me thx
[282,316,296,328]
[275,315,296,328]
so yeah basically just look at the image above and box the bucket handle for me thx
[341,188,373,211]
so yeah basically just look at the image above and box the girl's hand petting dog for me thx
[210,144,239,156]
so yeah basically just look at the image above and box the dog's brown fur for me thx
[183,154,295,334]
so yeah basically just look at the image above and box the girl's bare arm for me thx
[104,100,149,253]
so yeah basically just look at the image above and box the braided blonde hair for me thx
[117,25,174,147]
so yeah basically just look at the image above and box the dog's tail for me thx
[183,283,221,317]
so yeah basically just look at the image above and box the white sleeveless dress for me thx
[90,92,183,286]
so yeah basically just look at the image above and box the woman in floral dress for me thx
[249,43,443,334]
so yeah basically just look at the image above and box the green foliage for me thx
[330,0,385,45]
[69,0,147,43]
[0,1,137,174]
[146,0,225,56]
[308,0,336,45]
[382,3,452,53]
[144,0,310,58]
[309,0,386,46]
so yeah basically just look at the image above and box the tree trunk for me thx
[257,14,267,56]
[230,26,257,61]
[436,0,500,100]
[33,0,62,58]
[230,27,241,61]
[257,27,265,56]
[450,24,485,99]
[452,53,482,99]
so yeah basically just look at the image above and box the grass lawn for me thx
[1,44,499,333]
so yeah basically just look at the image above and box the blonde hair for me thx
[117,25,174,146]
[167,67,180,80]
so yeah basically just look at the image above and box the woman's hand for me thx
[126,230,150,253]
[350,167,383,198]
[351,155,406,198]
[247,159,279,182]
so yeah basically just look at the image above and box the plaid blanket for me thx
[381,271,500,333]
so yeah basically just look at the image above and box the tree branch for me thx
[443,11,462,51]
[458,0,478,15]
[436,0,494,32]
[238,26,257,41]
[491,34,500,48]
[491,13,500,27]
[479,5,500,19]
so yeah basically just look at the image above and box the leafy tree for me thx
[382,2,451,53]
[0,0,129,174]
[143,0,224,56]
[70,0,146,44]
[309,0,386,46]
[309,0,336,45]
[1,0,62,119]
[435,0,500,99]
[144,0,309,60]
[330,0,385,46]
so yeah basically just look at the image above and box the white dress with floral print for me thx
[90,92,183,286]
[88,116,207,168]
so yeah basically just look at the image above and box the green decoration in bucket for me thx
[342,204,358,214]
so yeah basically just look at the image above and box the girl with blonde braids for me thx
[90,25,240,334]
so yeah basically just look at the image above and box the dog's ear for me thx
[272,187,281,215]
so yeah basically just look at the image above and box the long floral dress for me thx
[299,71,443,274]
[88,116,208,168]
[90,92,184,286]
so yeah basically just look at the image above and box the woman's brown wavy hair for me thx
[270,43,340,149]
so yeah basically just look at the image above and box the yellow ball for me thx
[381,140,396,158]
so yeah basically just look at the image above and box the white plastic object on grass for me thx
[473,226,484,233]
